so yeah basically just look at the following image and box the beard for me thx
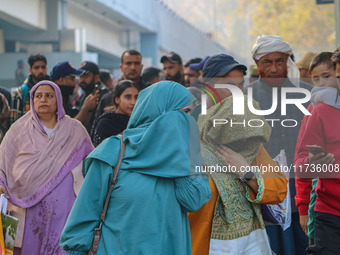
[79,78,96,94]
[126,71,139,81]
[33,73,48,83]
[166,70,182,83]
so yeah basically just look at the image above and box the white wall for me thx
[68,2,126,58]
[0,0,46,30]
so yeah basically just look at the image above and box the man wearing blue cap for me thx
[190,54,247,120]
[51,62,98,124]
[188,56,210,82]
[51,61,83,117]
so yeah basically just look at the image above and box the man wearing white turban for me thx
[247,35,312,255]
[251,35,301,87]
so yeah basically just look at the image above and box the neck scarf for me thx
[0,80,94,208]
[311,87,340,109]
[84,81,203,178]
[198,96,270,240]
[251,35,300,87]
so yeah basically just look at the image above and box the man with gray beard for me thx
[248,35,312,255]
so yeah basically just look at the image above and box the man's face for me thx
[104,77,114,90]
[120,53,143,81]
[30,60,47,82]
[58,75,77,87]
[163,61,183,82]
[56,75,76,98]
[311,63,337,88]
[151,73,162,85]
[184,67,200,87]
[206,68,244,109]
[256,52,289,86]
[79,72,97,94]
[336,63,340,89]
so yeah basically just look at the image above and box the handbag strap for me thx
[100,135,125,222]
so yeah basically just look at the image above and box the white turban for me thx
[251,35,300,87]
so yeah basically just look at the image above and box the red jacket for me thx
[294,103,313,215]
[295,103,340,217]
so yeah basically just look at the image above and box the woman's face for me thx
[115,87,139,115]
[179,104,193,115]
[33,85,57,118]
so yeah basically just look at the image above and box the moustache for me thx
[127,71,138,76]
[34,73,48,82]
[166,70,182,83]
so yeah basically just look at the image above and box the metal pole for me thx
[336,0,340,47]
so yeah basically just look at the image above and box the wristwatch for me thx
[239,166,257,182]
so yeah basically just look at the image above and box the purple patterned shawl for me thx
[0,81,94,208]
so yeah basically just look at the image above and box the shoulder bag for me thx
[87,135,126,255]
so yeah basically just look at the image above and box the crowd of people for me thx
[0,34,339,255]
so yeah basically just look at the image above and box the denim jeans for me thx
[307,212,340,255]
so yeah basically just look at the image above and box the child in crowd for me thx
[294,50,340,254]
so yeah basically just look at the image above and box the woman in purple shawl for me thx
[0,81,94,254]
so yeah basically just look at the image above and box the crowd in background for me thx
[0,35,340,255]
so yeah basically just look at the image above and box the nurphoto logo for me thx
[200,84,312,128]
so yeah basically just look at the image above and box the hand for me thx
[308,152,335,166]
[299,214,309,236]
[215,145,250,177]
[82,90,99,112]
[0,185,9,199]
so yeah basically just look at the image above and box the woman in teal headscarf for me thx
[60,81,211,255]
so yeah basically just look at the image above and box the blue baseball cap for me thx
[202,54,247,79]
[189,56,210,71]
[50,61,84,81]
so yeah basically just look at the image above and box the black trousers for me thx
[307,212,340,255]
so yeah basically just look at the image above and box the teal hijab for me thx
[84,81,202,178]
